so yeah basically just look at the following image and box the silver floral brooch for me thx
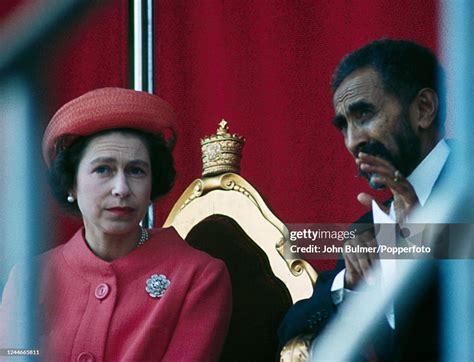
[146,274,171,298]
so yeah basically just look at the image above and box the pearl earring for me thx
[67,194,75,203]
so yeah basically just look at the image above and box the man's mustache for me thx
[356,141,395,179]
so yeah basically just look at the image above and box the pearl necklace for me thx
[137,227,149,247]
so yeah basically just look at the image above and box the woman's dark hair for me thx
[48,128,176,214]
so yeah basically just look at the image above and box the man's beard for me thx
[357,112,421,190]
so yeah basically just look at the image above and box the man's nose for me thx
[345,124,368,157]
[112,172,131,198]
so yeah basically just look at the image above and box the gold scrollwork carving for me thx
[276,236,285,248]
[287,259,317,285]
[288,260,305,276]
[179,180,204,210]
[222,178,235,190]
[220,174,258,207]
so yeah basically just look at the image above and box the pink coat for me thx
[1,227,232,361]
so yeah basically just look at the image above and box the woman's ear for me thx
[412,88,438,130]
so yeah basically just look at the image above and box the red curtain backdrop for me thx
[1,1,438,271]
[152,1,438,269]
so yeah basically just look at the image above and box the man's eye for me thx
[354,109,373,121]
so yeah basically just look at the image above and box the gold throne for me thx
[164,121,317,361]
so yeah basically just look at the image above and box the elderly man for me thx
[279,39,448,359]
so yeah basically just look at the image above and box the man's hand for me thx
[357,152,419,222]
[343,227,378,289]
[344,152,421,289]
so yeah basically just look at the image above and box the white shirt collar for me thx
[406,139,450,207]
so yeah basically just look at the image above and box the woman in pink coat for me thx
[0,88,232,361]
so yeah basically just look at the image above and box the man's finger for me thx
[358,154,394,171]
[357,192,374,209]
[357,193,390,214]
[358,152,393,169]
[343,253,363,289]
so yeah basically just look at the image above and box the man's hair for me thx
[331,39,445,127]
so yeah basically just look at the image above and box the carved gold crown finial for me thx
[201,119,245,177]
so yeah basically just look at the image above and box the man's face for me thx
[332,67,421,189]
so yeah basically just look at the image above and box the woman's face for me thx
[73,132,152,236]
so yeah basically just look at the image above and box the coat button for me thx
[95,283,110,300]
[77,352,95,362]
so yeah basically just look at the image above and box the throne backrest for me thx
[163,122,316,361]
